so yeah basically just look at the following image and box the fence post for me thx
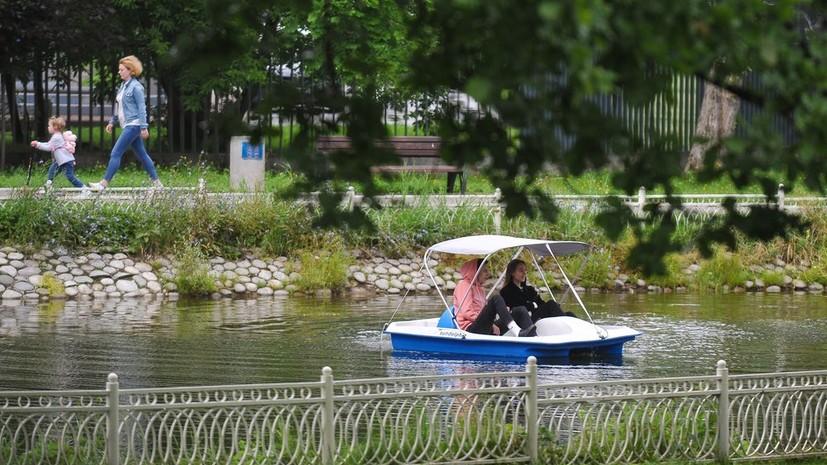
[493,188,502,234]
[525,356,538,462]
[716,360,730,462]
[637,186,646,217]
[320,366,335,465]
[105,373,120,465]
[346,186,355,212]
[777,183,785,210]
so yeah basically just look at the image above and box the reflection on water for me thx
[0,293,826,390]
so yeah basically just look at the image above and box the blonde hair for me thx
[119,55,143,77]
[49,116,66,131]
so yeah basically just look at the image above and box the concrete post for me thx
[637,186,646,217]
[716,360,730,462]
[229,136,265,191]
[106,373,120,465]
[320,366,335,465]
[525,356,538,462]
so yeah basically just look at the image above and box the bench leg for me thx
[447,173,457,194]
[460,173,467,195]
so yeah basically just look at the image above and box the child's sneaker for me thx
[88,181,106,191]
[44,180,53,192]
[152,179,164,189]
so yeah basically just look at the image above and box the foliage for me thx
[798,262,827,286]
[292,234,349,292]
[359,201,495,256]
[541,400,716,464]
[173,241,216,296]
[5,0,827,276]
[4,168,827,292]
[694,248,750,291]
[572,247,614,289]
[38,274,65,296]
[758,269,787,287]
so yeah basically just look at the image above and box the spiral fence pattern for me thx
[2,362,826,465]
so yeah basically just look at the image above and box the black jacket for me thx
[500,281,543,310]
[500,281,571,321]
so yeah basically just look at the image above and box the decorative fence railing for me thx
[1,182,824,233]
[1,359,826,465]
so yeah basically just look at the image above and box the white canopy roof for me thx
[426,235,589,257]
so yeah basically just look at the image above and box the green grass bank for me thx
[2,164,826,296]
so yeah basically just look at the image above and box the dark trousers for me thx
[531,300,577,323]
[467,295,533,335]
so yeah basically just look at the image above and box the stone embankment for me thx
[0,248,824,302]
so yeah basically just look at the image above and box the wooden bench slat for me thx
[316,135,467,194]
[372,165,463,174]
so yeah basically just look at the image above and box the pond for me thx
[0,292,825,390]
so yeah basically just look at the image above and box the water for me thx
[1,292,826,390]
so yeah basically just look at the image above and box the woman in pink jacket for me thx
[453,258,537,337]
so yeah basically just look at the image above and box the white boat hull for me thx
[385,316,640,359]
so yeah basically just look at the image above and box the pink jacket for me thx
[453,259,498,334]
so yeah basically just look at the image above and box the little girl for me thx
[30,116,89,194]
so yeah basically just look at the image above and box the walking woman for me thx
[89,55,162,190]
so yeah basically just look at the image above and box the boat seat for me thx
[436,307,458,329]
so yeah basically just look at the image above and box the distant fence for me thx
[1,62,797,163]
[1,359,826,465]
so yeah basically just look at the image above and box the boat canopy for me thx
[426,235,589,258]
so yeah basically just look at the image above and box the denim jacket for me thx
[109,78,147,129]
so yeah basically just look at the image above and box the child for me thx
[30,116,89,195]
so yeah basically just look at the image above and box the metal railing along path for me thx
[1,183,825,233]
[2,360,827,465]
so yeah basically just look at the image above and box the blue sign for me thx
[241,141,264,160]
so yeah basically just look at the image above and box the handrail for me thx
[2,360,827,465]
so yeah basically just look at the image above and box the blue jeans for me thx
[103,125,159,182]
[47,161,84,188]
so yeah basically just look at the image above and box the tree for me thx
[176,0,827,274]
[684,69,742,173]
[0,0,122,141]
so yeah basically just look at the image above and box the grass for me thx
[2,159,817,196]
[1,165,826,292]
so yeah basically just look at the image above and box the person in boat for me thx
[500,259,578,322]
[454,258,537,337]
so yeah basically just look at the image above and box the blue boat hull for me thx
[387,331,637,359]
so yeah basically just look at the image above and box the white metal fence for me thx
[1,182,822,228]
[1,359,826,465]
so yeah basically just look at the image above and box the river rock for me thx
[135,262,153,273]
[116,280,139,293]
[0,265,17,277]
[2,289,22,299]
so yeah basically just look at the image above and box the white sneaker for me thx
[152,179,164,189]
[88,181,106,191]
[45,180,53,191]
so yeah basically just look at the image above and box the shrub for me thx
[758,269,787,287]
[173,243,216,296]
[39,274,65,297]
[293,234,349,292]
[695,249,750,291]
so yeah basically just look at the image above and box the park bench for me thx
[316,135,467,194]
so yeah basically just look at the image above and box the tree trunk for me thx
[685,75,742,172]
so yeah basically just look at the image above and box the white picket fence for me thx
[1,359,826,465]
